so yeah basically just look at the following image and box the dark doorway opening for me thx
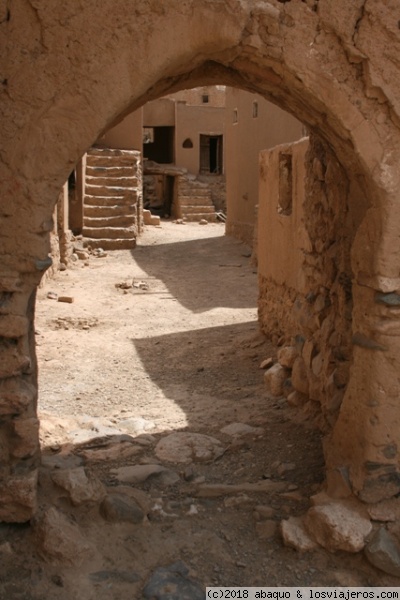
[200,134,223,174]
[143,126,175,164]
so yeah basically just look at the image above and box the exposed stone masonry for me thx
[259,135,357,430]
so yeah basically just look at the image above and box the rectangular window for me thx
[233,109,238,124]
[252,101,258,118]
[202,94,209,104]
[278,152,293,216]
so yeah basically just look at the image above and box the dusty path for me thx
[0,222,395,599]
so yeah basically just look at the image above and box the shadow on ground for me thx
[131,231,256,313]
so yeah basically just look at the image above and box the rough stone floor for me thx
[0,222,396,599]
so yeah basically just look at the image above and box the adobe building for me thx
[1,0,400,559]
[96,85,302,232]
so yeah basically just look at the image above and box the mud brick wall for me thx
[258,135,365,430]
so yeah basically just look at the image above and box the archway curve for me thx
[2,0,400,520]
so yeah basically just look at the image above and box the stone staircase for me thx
[83,147,142,250]
[177,175,217,222]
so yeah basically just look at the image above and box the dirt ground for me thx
[0,222,397,599]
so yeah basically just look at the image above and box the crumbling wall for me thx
[259,135,364,430]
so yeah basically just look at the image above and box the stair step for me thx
[181,205,216,214]
[85,184,137,198]
[83,237,136,250]
[178,188,210,197]
[84,215,136,228]
[179,196,214,207]
[84,204,135,218]
[82,226,137,240]
[86,166,134,178]
[86,176,138,187]
[84,195,135,207]
[183,213,217,222]
[86,155,137,168]
[88,148,140,158]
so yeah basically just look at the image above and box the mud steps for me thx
[83,148,141,250]
[177,176,217,222]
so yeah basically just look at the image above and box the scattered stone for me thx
[76,441,142,462]
[367,498,400,522]
[277,346,297,369]
[365,527,400,577]
[199,219,208,225]
[305,502,372,552]
[220,422,264,437]
[264,363,289,396]
[47,291,58,300]
[41,453,83,470]
[100,493,144,524]
[195,480,287,497]
[111,464,180,486]
[287,391,307,407]
[59,263,67,271]
[57,296,74,304]
[109,485,151,514]
[93,248,107,258]
[291,357,309,395]
[75,250,90,260]
[224,494,252,508]
[260,357,274,370]
[142,561,204,600]
[118,416,155,434]
[133,280,149,290]
[281,516,318,552]
[51,467,106,505]
[33,507,93,565]
[115,280,132,290]
[155,432,225,464]
[256,520,277,539]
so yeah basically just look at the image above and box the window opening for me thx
[278,152,293,215]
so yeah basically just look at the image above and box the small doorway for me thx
[200,134,223,174]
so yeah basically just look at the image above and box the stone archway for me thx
[1,0,400,522]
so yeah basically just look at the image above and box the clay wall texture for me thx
[1,0,400,521]
[225,88,304,246]
[258,135,359,431]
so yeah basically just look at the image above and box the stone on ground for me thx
[111,463,180,485]
[142,561,204,599]
[305,502,372,552]
[264,363,288,396]
[220,422,264,437]
[51,467,105,505]
[33,507,93,565]
[281,516,318,552]
[364,527,400,577]
[155,432,224,464]
[100,493,145,524]
[277,346,297,369]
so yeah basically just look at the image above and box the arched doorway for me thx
[1,0,400,522]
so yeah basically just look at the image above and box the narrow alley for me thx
[0,222,394,599]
